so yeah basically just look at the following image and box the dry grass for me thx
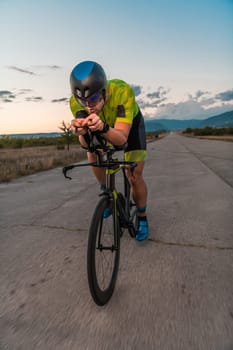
[182,133,233,142]
[192,135,233,142]
[0,134,168,182]
[0,144,87,182]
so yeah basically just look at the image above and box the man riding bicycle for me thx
[70,60,148,241]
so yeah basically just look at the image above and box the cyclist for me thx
[70,60,148,241]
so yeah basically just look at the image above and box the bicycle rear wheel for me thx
[87,196,120,306]
[128,200,137,237]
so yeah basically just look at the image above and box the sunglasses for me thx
[77,91,103,107]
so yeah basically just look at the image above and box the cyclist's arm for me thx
[101,121,131,146]
[101,82,135,145]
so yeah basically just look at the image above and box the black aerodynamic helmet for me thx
[70,61,107,100]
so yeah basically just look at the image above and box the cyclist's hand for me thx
[86,114,104,132]
[70,119,87,136]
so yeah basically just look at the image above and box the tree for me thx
[59,121,73,151]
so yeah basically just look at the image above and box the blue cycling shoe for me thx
[136,218,149,241]
[103,208,112,219]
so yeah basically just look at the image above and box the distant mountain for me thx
[145,119,200,131]
[144,120,166,132]
[145,110,233,132]
[199,111,233,127]
[2,132,62,139]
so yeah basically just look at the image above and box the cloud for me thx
[155,100,206,119]
[0,89,45,105]
[137,99,152,109]
[130,84,142,96]
[187,89,233,107]
[19,89,33,93]
[25,96,43,102]
[51,98,68,103]
[139,86,233,120]
[8,66,36,75]
[44,65,62,70]
[0,90,12,97]
[0,89,42,104]
[0,90,16,103]
[147,87,169,100]
[136,86,169,110]
[7,65,62,78]
[188,90,209,101]
[215,89,233,102]
[2,99,14,103]
[146,91,160,99]
[137,98,166,109]
[198,97,216,106]
[1,87,68,105]
[143,99,233,120]
[32,65,62,70]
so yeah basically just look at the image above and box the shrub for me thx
[183,126,233,136]
[12,138,24,148]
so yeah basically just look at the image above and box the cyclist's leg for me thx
[123,110,147,213]
[125,160,147,213]
[125,161,149,241]
[87,152,111,218]
[123,110,149,241]
[124,153,149,241]
[87,151,106,185]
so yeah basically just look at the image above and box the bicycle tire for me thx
[87,196,120,306]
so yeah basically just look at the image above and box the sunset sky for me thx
[0,0,232,134]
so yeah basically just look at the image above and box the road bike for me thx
[63,130,138,305]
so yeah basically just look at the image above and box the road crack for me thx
[19,223,88,233]
[148,237,233,250]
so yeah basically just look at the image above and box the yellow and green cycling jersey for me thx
[70,79,146,162]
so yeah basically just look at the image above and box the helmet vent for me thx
[75,88,82,98]
[84,89,90,98]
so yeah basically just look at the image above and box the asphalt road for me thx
[0,134,233,350]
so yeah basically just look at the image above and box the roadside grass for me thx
[181,126,233,142]
[182,134,233,142]
[4,128,230,182]
[0,144,86,182]
[0,132,167,183]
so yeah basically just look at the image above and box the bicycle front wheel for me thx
[87,196,120,306]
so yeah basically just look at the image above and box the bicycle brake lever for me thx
[63,166,72,180]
